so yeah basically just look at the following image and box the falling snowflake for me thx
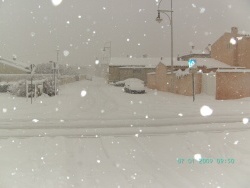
[63,50,70,57]
[81,90,87,97]
[32,119,39,123]
[51,0,63,7]
[95,59,100,65]
[200,105,213,117]
[127,38,130,42]
[200,8,205,14]
[234,140,239,145]
[242,118,249,124]
[194,154,202,161]
[2,108,7,113]
[230,38,237,45]
[192,4,196,8]
[31,32,36,37]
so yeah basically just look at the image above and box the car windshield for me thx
[0,0,250,187]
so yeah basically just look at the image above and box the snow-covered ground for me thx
[0,78,250,187]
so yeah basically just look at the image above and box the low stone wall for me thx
[147,73,157,89]
[166,73,202,96]
[147,72,202,96]
[216,71,250,100]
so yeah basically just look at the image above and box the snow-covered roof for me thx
[109,57,160,68]
[217,69,250,73]
[119,66,146,69]
[160,58,236,69]
[190,49,210,55]
[0,57,30,73]
[109,57,241,70]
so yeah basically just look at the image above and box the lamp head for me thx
[156,11,162,23]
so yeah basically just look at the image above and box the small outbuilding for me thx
[108,57,160,84]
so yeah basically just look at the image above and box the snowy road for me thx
[0,130,249,188]
[1,78,250,130]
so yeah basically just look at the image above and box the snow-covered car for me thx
[124,79,145,94]
[114,78,144,87]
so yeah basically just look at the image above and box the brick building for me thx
[211,27,250,68]
[108,57,159,84]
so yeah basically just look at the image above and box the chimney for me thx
[177,54,180,61]
[231,27,238,35]
[190,45,195,54]
[13,55,17,61]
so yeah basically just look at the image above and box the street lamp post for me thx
[103,41,111,63]
[49,60,58,96]
[102,41,112,81]
[56,48,60,83]
[156,0,174,92]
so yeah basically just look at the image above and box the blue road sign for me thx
[188,59,197,68]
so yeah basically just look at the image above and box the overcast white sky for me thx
[0,0,250,66]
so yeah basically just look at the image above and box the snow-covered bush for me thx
[43,79,58,96]
[8,80,27,97]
